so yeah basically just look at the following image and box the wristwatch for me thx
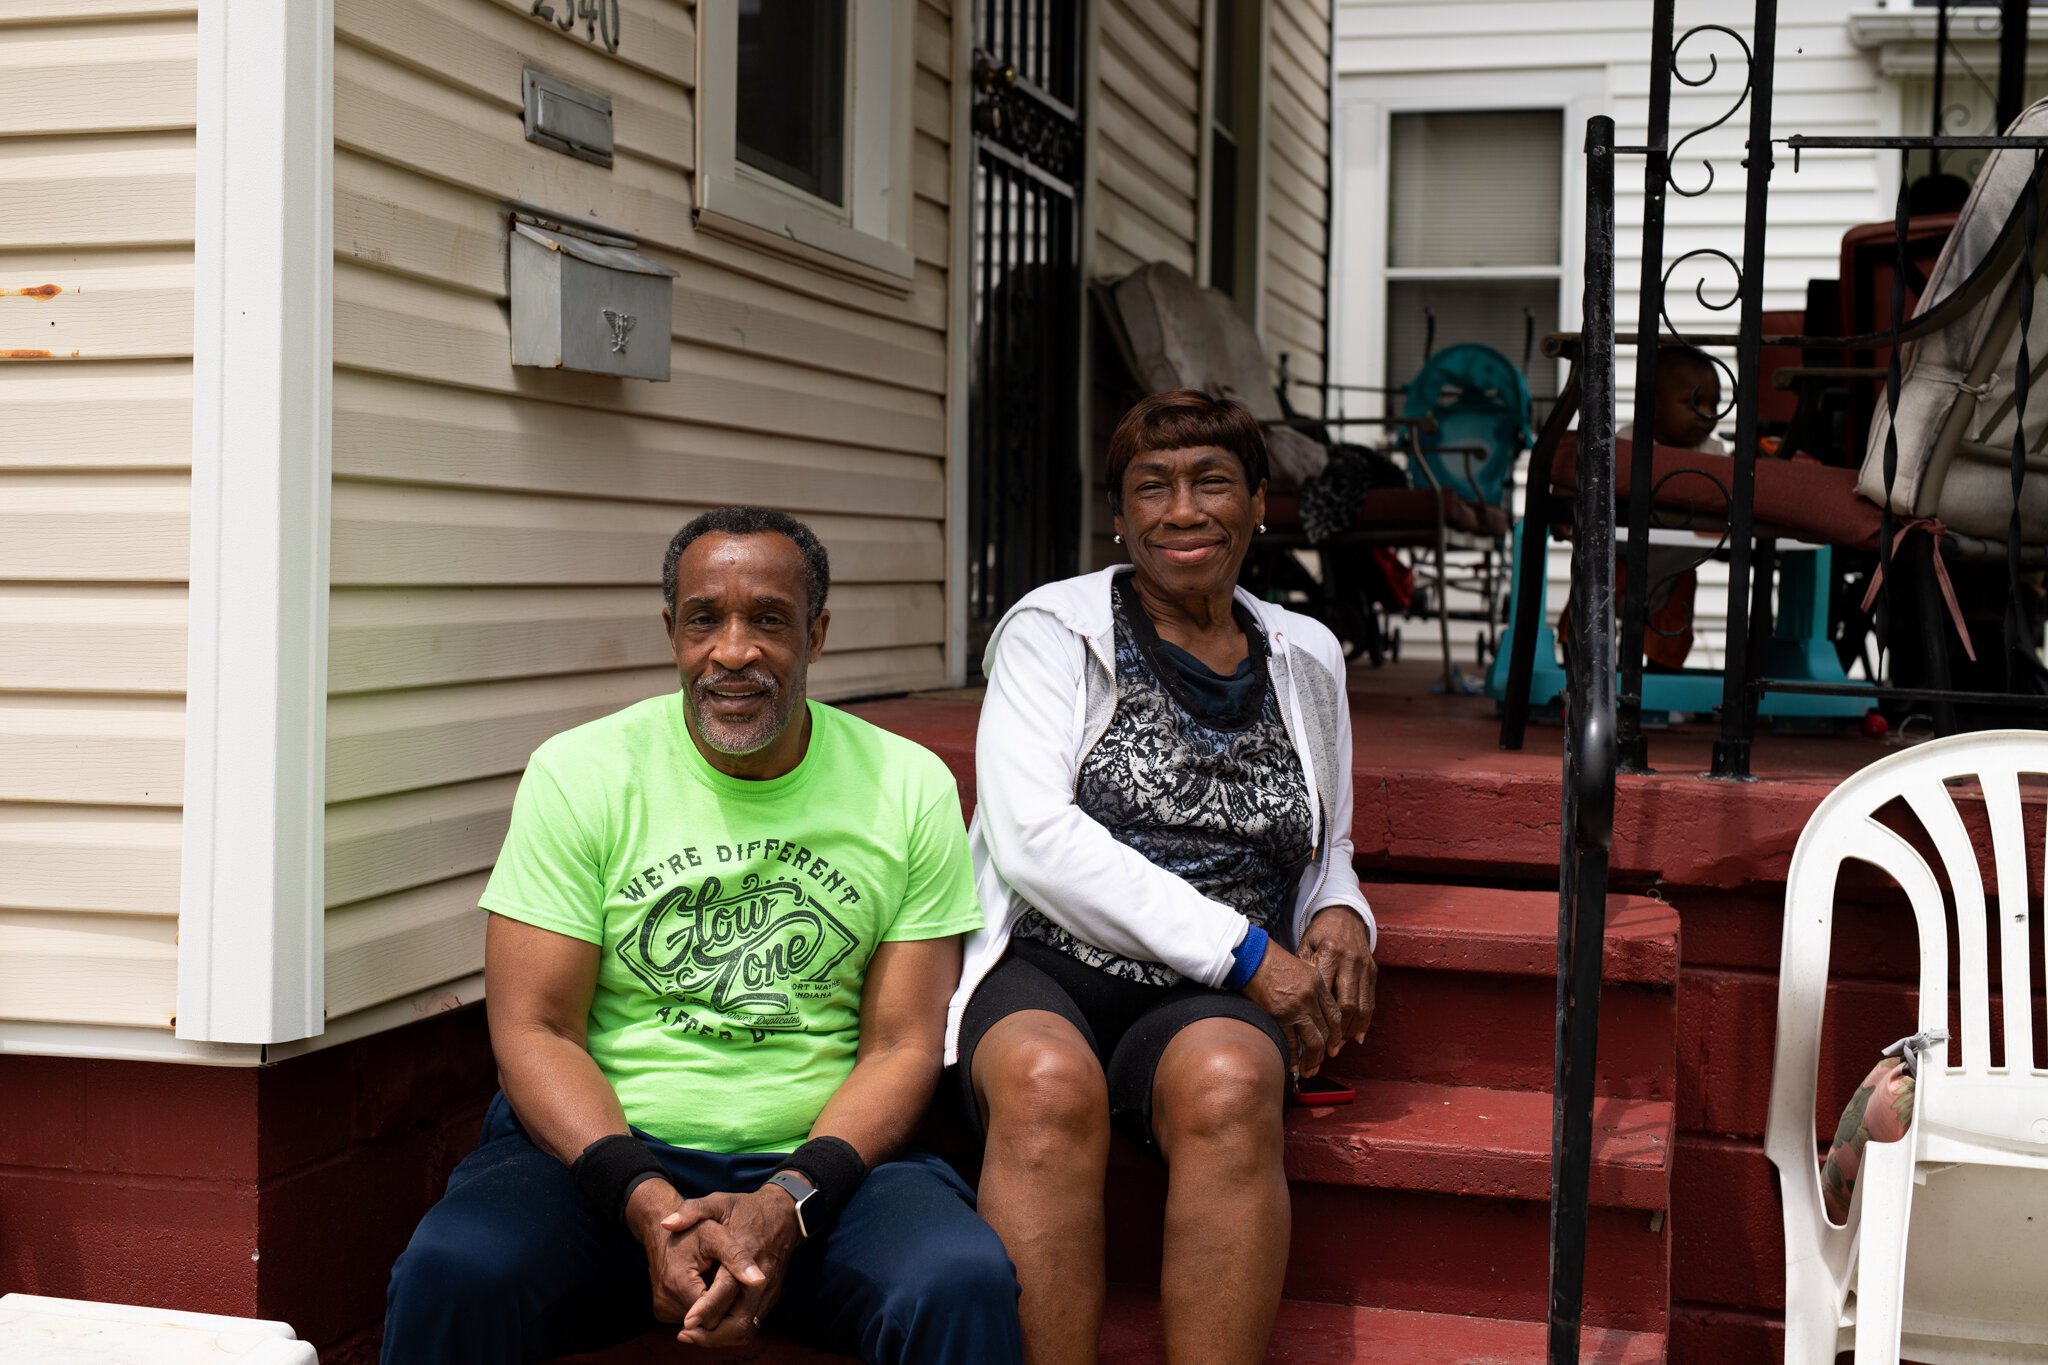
[763,1169,819,1239]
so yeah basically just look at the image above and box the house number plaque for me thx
[530,0,621,54]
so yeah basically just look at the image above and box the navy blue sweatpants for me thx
[382,1093,1021,1365]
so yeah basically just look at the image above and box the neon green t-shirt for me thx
[480,694,981,1154]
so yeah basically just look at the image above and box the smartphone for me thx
[1289,1074,1357,1107]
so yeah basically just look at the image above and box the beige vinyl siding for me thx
[0,8,195,1032]
[1336,0,1885,670]
[1095,0,1203,277]
[1265,0,1331,396]
[1083,0,1206,571]
[1082,0,1333,569]
[326,0,958,1021]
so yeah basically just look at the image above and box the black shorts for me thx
[953,937,1289,1158]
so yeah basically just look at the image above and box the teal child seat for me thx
[1400,343,1531,509]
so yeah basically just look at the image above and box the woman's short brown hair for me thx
[1105,388,1269,514]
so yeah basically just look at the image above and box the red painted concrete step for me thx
[1364,883,1677,985]
[1104,1080,1675,1331]
[1098,1287,1667,1364]
[579,1289,1668,1365]
[1329,883,1680,1098]
[1284,1079,1673,1211]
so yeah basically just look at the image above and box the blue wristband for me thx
[1224,925,1269,991]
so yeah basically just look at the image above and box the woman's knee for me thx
[977,1020,1111,1153]
[1154,1029,1286,1151]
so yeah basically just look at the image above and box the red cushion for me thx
[1757,309,1805,427]
[1552,432,1884,549]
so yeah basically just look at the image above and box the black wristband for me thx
[571,1133,667,1229]
[775,1136,867,1239]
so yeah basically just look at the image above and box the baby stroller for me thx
[1394,343,1531,674]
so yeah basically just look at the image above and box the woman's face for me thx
[1114,444,1265,603]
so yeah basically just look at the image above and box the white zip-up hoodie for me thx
[943,566,1376,1062]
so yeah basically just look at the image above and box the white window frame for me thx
[1196,0,1269,325]
[1328,69,1601,423]
[696,0,916,286]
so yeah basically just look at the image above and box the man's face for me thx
[663,532,828,757]
[1654,362,1721,450]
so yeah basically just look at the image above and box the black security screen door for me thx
[968,0,1083,648]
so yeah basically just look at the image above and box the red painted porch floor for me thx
[855,656,1894,782]
[853,657,1901,898]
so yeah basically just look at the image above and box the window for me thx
[735,0,847,206]
[698,0,914,284]
[1384,110,1564,405]
[1204,0,1262,312]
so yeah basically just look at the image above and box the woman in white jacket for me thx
[948,390,1379,1364]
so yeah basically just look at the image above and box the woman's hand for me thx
[1301,908,1378,1056]
[1240,942,1342,1076]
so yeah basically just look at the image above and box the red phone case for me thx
[1288,1077,1357,1107]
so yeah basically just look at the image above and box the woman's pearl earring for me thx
[1114,534,1123,544]
[1257,523,1268,534]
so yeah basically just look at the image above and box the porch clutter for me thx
[1093,260,1510,683]
[1860,99,2048,547]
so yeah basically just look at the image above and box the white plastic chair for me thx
[1767,729,2048,1365]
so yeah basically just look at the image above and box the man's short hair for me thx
[662,507,832,626]
[1105,388,1270,515]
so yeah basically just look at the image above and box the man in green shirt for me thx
[382,508,1021,1364]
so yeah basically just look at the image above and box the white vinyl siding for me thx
[0,9,197,1033]
[323,0,957,1027]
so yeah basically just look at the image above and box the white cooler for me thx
[0,1294,317,1363]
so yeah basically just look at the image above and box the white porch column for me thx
[177,0,335,1044]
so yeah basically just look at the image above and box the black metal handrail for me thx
[1546,115,1620,1365]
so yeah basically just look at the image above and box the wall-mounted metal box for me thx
[523,68,614,167]
[509,216,677,381]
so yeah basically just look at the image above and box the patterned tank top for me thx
[1012,576,1315,985]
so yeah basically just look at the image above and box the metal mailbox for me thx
[509,216,677,381]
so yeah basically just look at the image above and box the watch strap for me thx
[764,1169,816,1239]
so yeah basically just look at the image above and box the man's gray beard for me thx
[690,675,799,755]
